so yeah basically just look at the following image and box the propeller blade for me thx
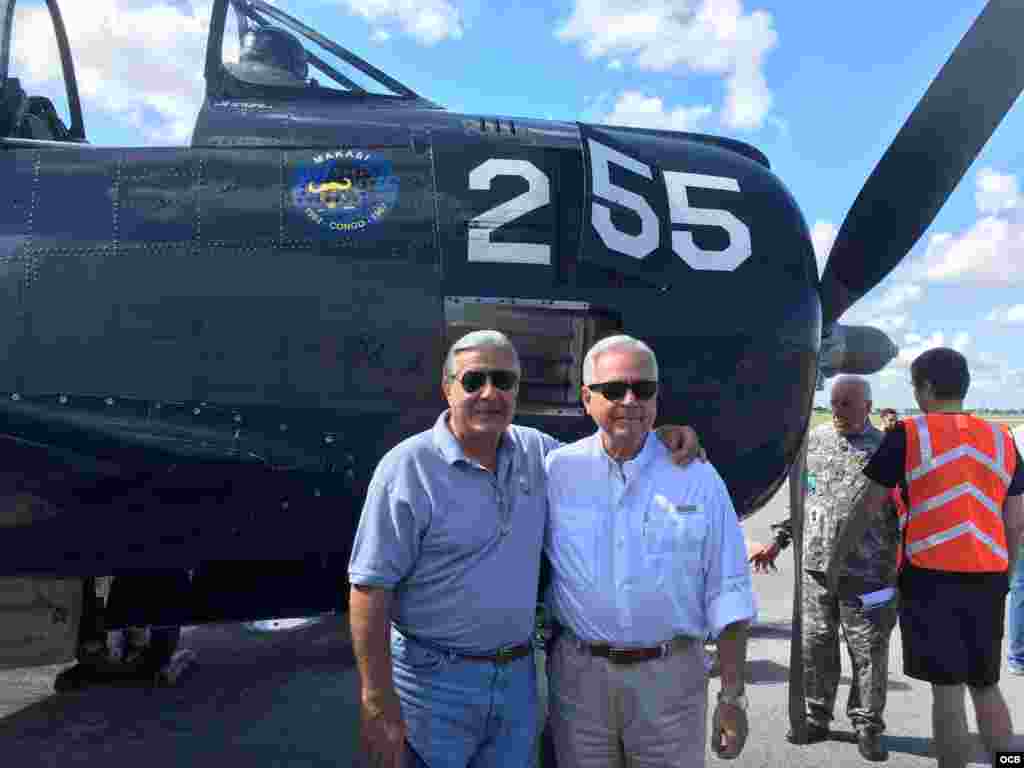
[787,438,808,741]
[819,0,1024,328]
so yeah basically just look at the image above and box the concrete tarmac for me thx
[2,479,1022,767]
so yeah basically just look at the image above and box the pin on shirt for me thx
[653,494,700,516]
[646,494,701,539]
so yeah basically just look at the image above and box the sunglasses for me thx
[453,369,519,393]
[587,380,658,402]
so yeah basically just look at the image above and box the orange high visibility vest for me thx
[890,488,907,571]
[903,413,1015,572]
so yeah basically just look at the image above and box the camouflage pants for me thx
[802,570,897,734]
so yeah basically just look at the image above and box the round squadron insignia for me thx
[292,149,399,233]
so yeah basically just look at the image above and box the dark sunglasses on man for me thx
[452,369,519,393]
[587,380,658,402]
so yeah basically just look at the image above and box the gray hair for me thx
[833,374,872,402]
[444,330,520,378]
[582,335,659,385]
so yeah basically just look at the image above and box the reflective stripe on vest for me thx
[907,419,1011,485]
[891,489,907,571]
[903,414,1014,572]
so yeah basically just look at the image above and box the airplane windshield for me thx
[222,0,419,98]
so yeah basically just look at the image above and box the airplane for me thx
[0,0,1021,734]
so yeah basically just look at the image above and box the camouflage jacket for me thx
[779,422,900,589]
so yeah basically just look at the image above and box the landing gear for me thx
[54,625,197,692]
[54,574,197,692]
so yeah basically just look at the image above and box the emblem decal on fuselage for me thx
[291,149,399,233]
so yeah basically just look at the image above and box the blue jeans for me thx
[391,627,538,768]
[1009,544,1024,670]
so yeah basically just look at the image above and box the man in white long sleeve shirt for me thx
[543,335,757,767]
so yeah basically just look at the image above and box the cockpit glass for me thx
[222,0,409,97]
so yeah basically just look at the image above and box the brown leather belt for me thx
[575,636,695,665]
[459,642,533,665]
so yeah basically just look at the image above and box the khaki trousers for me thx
[548,633,708,768]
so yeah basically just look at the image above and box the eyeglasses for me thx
[452,369,519,393]
[587,380,658,402]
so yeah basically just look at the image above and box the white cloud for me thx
[872,315,908,333]
[841,279,924,331]
[12,0,212,145]
[810,220,836,278]
[893,331,969,368]
[915,170,1024,286]
[861,327,1001,408]
[597,91,712,132]
[976,167,1020,214]
[371,29,393,43]
[608,59,624,71]
[556,0,778,130]
[341,0,464,45]
[875,283,923,313]
[965,351,1024,398]
[923,214,1024,285]
[986,304,1024,325]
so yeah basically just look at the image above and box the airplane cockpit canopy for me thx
[215,0,437,105]
[228,27,309,88]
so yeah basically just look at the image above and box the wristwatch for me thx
[717,685,748,711]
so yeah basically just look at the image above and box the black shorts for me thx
[897,564,1009,687]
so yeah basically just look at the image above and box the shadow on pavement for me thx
[749,621,793,640]
[0,617,361,765]
[833,729,998,763]
[744,659,912,691]
[830,730,931,756]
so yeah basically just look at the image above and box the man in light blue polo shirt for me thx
[348,330,701,768]
[544,335,756,768]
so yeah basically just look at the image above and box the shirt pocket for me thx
[644,501,708,559]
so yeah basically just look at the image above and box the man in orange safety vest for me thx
[828,347,1024,768]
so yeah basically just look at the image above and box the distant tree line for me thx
[811,406,1024,415]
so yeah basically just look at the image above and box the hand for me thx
[711,699,749,759]
[748,541,780,574]
[359,690,407,768]
[656,425,706,467]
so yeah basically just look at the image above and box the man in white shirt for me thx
[543,335,756,767]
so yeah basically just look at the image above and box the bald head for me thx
[830,375,872,436]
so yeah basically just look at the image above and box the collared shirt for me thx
[348,411,559,654]
[544,431,756,645]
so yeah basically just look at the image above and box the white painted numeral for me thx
[663,171,751,271]
[587,139,659,260]
[467,159,551,265]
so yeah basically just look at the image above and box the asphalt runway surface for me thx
[2,480,1022,767]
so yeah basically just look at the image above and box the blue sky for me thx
[10,0,1024,410]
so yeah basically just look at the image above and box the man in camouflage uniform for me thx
[748,375,899,761]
